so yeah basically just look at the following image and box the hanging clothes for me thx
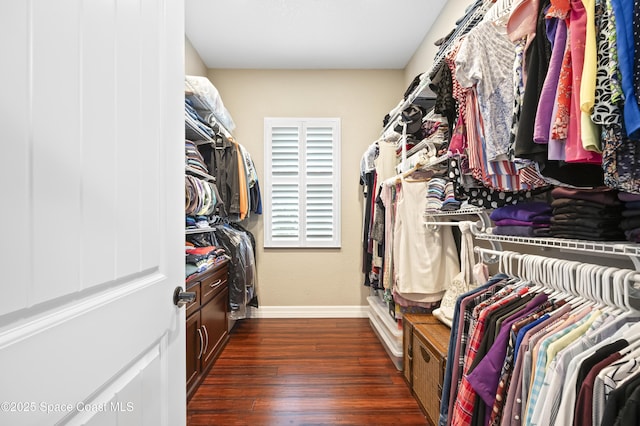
[392,176,460,303]
[212,224,258,320]
[440,252,640,426]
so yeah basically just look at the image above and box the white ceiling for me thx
[185,0,448,69]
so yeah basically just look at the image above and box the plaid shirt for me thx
[447,280,508,424]
[451,287,524,426]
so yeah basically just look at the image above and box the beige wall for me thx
[404,0,474,86]
[185,36,207,77]
[207,69,404,307]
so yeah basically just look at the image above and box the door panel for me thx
[32,0,83,304]
[81,0,118,290]
[0,0,185,424]
[0,0,30,316]
[139,0,162,272]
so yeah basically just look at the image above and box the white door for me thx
[0,1,185,425]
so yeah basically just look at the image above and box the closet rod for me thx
[474,247,640,282]
[474,247,640,311]
[424,220,482,229]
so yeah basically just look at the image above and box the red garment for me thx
[185,246,217,256]
[450,287,522,425]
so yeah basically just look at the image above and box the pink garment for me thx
[566,0,602,163]
[447,42,468,154]
[466,90,484,182]
[507,0,541,83]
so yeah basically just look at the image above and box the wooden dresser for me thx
[402,314,450,425]
[185,259,230,400]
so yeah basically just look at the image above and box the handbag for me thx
[433,222,477,327]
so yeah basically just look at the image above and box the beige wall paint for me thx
[207,69,404,306]
[185,36,207,77]
[404,0,474,86]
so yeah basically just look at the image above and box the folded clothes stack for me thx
[549,187,624,241]
[618,192,640,243]
[185,244,227,278]
[426,177,447,211]
[425,178,461,212]
[490,201,552,237]
[185,140,209,174]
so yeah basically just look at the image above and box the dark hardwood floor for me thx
[187,318,428,425]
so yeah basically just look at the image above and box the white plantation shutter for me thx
[265,118,341,247]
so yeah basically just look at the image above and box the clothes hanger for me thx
[566,262,592,309]
[600,266,622,315]
[557,258,575,298]
[601,269,640,329]
[623,270,640,312]
[545,257,565,299]
[498,250,511,277]
[612,269,628,311]
[580,263,597,306]
[528,254,546,293]
[583,263,601,308]
[501,251,525,289]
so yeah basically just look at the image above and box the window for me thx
[264,118,341,248]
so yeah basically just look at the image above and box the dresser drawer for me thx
[200,264,228,305]
[185,282,201,317]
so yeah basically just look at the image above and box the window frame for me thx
[263,117,341,248]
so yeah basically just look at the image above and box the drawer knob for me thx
[173,286,196,307]
[420,346,431,363]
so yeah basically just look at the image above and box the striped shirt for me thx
[593,354,640,425]
[524,309,597,425]
[451,288,524,425]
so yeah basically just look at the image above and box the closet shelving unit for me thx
[475,232,640,269]
[185,143,217,236]
[367,295,403,370]
[422,210,640,269]
[383,77,432,135]
[386,208,640,361]
[185,227,217,235]
[367,1,640,420]
[184,86,235,400]
[381,0,494,135]
[184,178,220,235]
[184,90,230,235]
[418,205,640,270]
[424,206,489,225]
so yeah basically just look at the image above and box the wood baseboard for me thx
[247,305,369,318]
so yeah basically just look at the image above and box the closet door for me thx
[0,1,184,425]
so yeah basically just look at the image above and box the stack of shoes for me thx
[549,187,624,241]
